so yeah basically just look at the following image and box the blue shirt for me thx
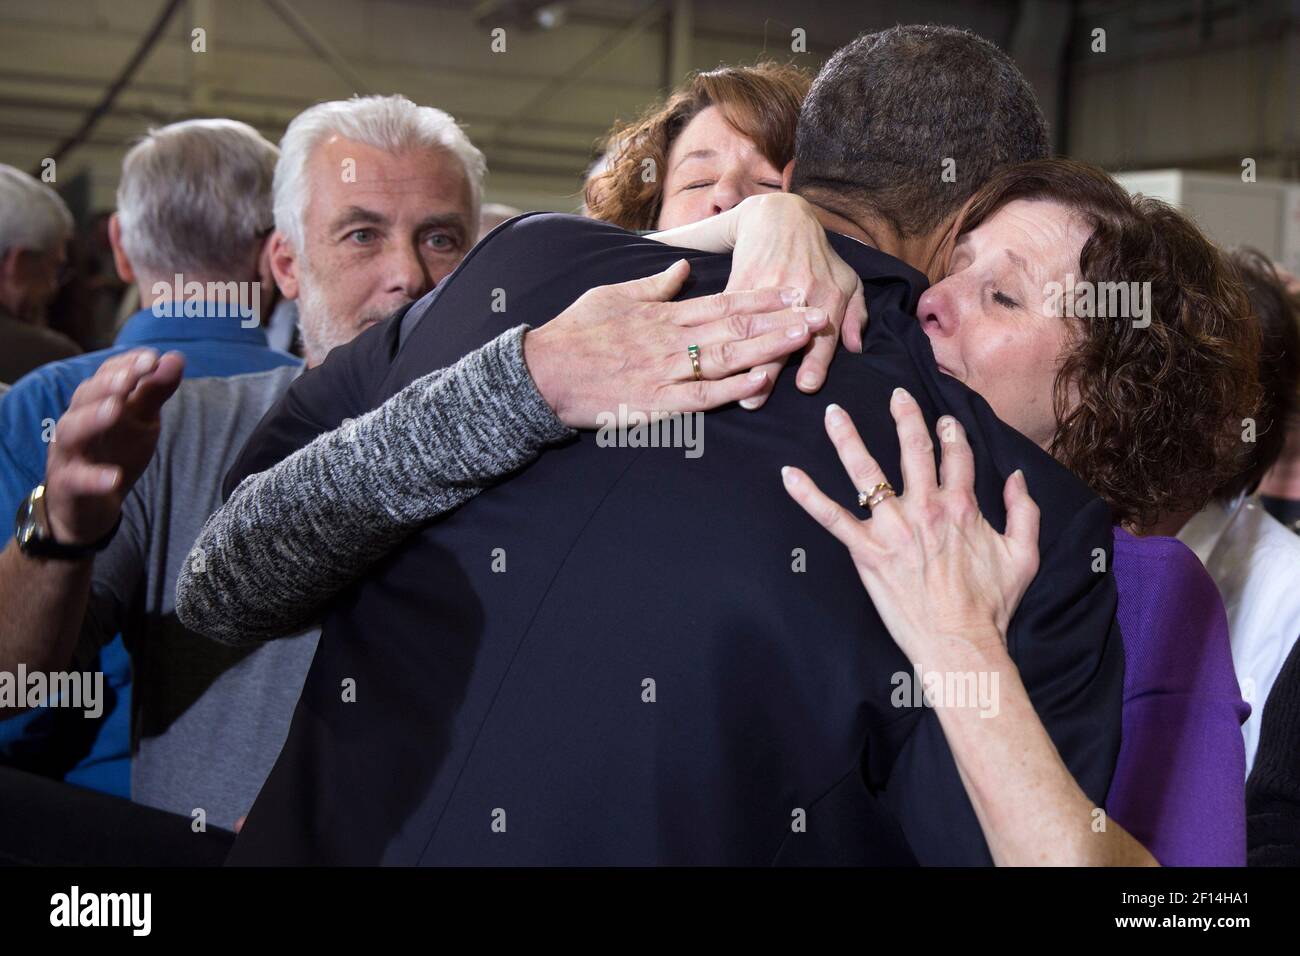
[0,304,300,797]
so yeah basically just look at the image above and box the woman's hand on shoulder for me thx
[524,258,827,428]
[780,388,1040,666]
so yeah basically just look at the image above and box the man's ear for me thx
[268,231,300,300]
[781,160,795,192]
[107,213,135,284]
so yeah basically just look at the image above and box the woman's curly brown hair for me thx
[956,159,1262,529]
[585,62,810,230]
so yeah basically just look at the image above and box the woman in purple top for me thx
[772,158,1257,865]
[1109,530,1250,864]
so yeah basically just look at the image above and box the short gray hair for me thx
[0,164,73,257]
[274,94,486,252]
[115,118,278,278]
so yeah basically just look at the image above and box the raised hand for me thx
[42,348,185,547]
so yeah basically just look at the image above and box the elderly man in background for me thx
[0,165,81,383]
[479,201,523,239]
[0,118,298,800]
[266,96,481,365]
[0,95,484,862]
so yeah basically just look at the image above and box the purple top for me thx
[1106,527,1248,866]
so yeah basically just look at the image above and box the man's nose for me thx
[388,244,433,299]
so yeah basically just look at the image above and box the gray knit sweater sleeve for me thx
[175,324,575,645]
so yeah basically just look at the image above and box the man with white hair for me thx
[0,118,298,800]
[0,165,81,383]
[0,95,485,857]
[267,94,483,364]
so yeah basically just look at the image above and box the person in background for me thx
[0,95,475,842]
[46,210,127,353]
[1255,260,1300,534]
[1177,248,1300,775]
[1242,258,1300,865]
[268,95,482,367]
[1248,631,1300,864]
[479,202,522,239]
[0,118,298,798]
[585,61,809,233]
[0,165,81,383]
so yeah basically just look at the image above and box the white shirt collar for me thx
[1178,495,1244,567]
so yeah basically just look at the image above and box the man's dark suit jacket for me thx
[224,213,1125,865]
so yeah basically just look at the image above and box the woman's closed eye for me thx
[992,289,1019,309]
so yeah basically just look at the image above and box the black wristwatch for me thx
[13,484,120,561]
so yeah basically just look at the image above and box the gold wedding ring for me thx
[858,481,896,510]
[687,344,702,381]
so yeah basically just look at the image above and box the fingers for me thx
[681,305,829,412]
[671,286,804,327]
[780,465,864,551]
[126,351,185,416]
[823,404,895,511]
[738,361,782,411]
[53,391,126,455]
[794,327,837,392]
[687,304,828,351]
[889,388,938,499]
[69,348,158,411]
[694,318,819,381]
[658,367,774,412]
[617,258,692,302]
[841,283,868,353]
[1002,469,1041,557]
[796,274,866,390]
[936,415,975,491]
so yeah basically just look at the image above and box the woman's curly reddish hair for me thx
[585,62,810,231]
[955,158,1262,529]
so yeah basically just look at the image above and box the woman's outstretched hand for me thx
[780,388,1041,666]
[524,258,827,428]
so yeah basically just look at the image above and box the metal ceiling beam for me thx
[260,0,374,95]
[482,0,668,146]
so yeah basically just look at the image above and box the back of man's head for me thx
[115,118,278,282]
[792,24,1050,239]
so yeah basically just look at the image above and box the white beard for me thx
[295,260,407,366]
